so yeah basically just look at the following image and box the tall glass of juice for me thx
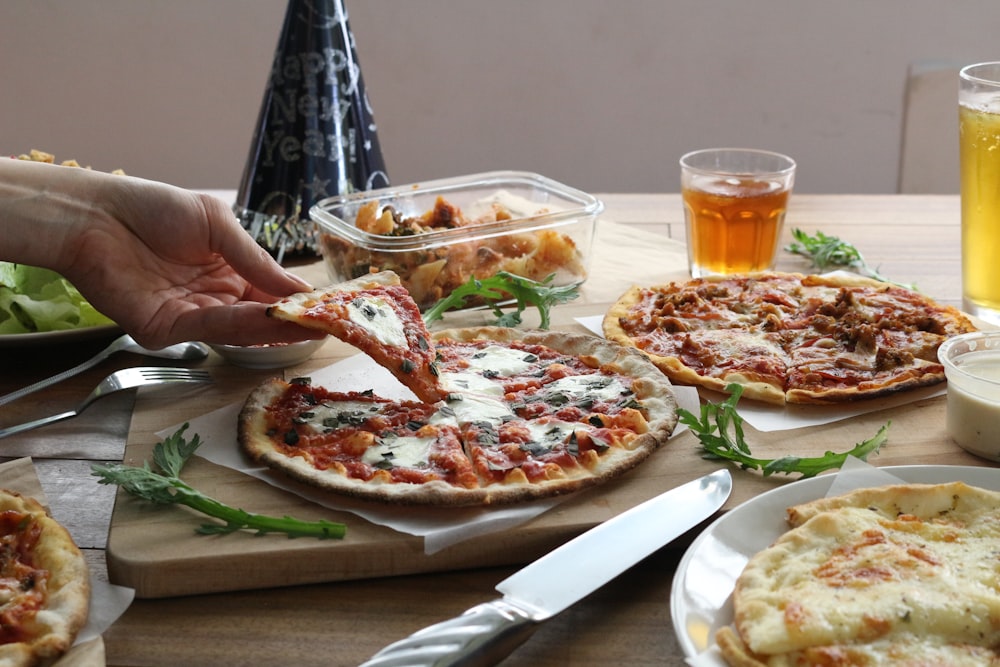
[680,148,796,278]
[960,63,1000,325]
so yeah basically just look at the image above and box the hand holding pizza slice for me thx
[266,271,448,404]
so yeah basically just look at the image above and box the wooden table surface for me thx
[0,193,986,666]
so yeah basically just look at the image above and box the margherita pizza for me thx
[266,271,447,404]
[0,490,89,667]
[717,481,1000,666]
[603,272,977,405]
[238,327,678,506]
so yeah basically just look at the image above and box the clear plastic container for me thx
[309,171,602,311]
[938,331,1000,461]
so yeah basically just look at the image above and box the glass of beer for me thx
[680,148,796,277]
[960,63,1000,325]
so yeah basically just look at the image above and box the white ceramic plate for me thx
[670,465,1000,663]
[0,324,121,348]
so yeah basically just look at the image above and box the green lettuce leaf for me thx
[0,262,114,334]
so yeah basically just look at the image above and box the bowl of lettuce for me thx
[0,262,115,335]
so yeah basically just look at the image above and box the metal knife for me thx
[359,468,732,667]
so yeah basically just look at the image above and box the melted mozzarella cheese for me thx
[524,420,578,451]
[439,370,505,396]
[434,394,515,428]
[465,345,538,376]
[361,435,435,468]
[543,375,629,402]
[301,400,384,430]
[346,296,407,347]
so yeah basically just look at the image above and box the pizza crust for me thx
[0,490,90,667]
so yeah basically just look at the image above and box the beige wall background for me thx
[2,1,995,195]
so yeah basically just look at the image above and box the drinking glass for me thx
[959,62,1000,325]
[680,148,795,278]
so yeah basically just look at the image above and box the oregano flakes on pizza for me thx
[603,272,977,405]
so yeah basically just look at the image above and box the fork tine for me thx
[136,367,213,382]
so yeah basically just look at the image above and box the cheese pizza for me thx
[716,481,1000,666]
[266,271,448,404]
[604,272,977,404]
[239,327,678,506]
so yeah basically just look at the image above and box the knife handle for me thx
[358,599,539,667]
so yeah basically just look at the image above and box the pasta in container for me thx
[309,171,602,311]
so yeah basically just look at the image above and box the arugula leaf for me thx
[92,425,346,539]
[783,229,915,290]
[422,271,579,329]
[677,384,889,478]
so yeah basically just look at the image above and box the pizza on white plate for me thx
[716,481,1000,666]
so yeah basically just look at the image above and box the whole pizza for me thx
[603,272,977,404]
[240,272,678,505]
[239,326,677,506]
[0,490,90,666]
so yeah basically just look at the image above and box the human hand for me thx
[1,160,321,348]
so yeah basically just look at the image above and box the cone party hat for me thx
[234,0,389,262]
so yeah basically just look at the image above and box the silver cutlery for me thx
[359,469,733,667]
[0,367,213,439]
[0,334,210,407]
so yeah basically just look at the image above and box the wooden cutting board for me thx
[105,227,992,598]
[104,302,988,599]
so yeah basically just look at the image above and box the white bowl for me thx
[209,338,327,370]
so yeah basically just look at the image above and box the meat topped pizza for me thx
[239,327,678,506]
[266,271,447,404]
[716,481,1000,666]
[603,272,977,405]
[0,490,90,667]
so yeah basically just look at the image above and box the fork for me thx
[0,367,213,439]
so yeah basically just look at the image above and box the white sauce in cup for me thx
[939,333,1000,461]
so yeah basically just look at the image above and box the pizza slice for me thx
[267,271,447,404]
[239,378,479,504]
[0,490,90,666]
[431,328,679,503]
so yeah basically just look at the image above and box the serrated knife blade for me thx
[359,469,732,667]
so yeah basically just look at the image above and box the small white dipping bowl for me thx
[938,330,1000,462]
[209,337,327,370]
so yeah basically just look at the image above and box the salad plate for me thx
[670,464,1000,664]
[0,325,121,348]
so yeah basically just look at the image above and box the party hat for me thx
[234,0,389,262]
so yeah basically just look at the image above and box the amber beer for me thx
[680,149,795,278]
[960,63,1000,325]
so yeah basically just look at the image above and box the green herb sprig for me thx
[92,425,346,539]
[677,384,889,478]
[784,228,915,290]
[422,271,579,329]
